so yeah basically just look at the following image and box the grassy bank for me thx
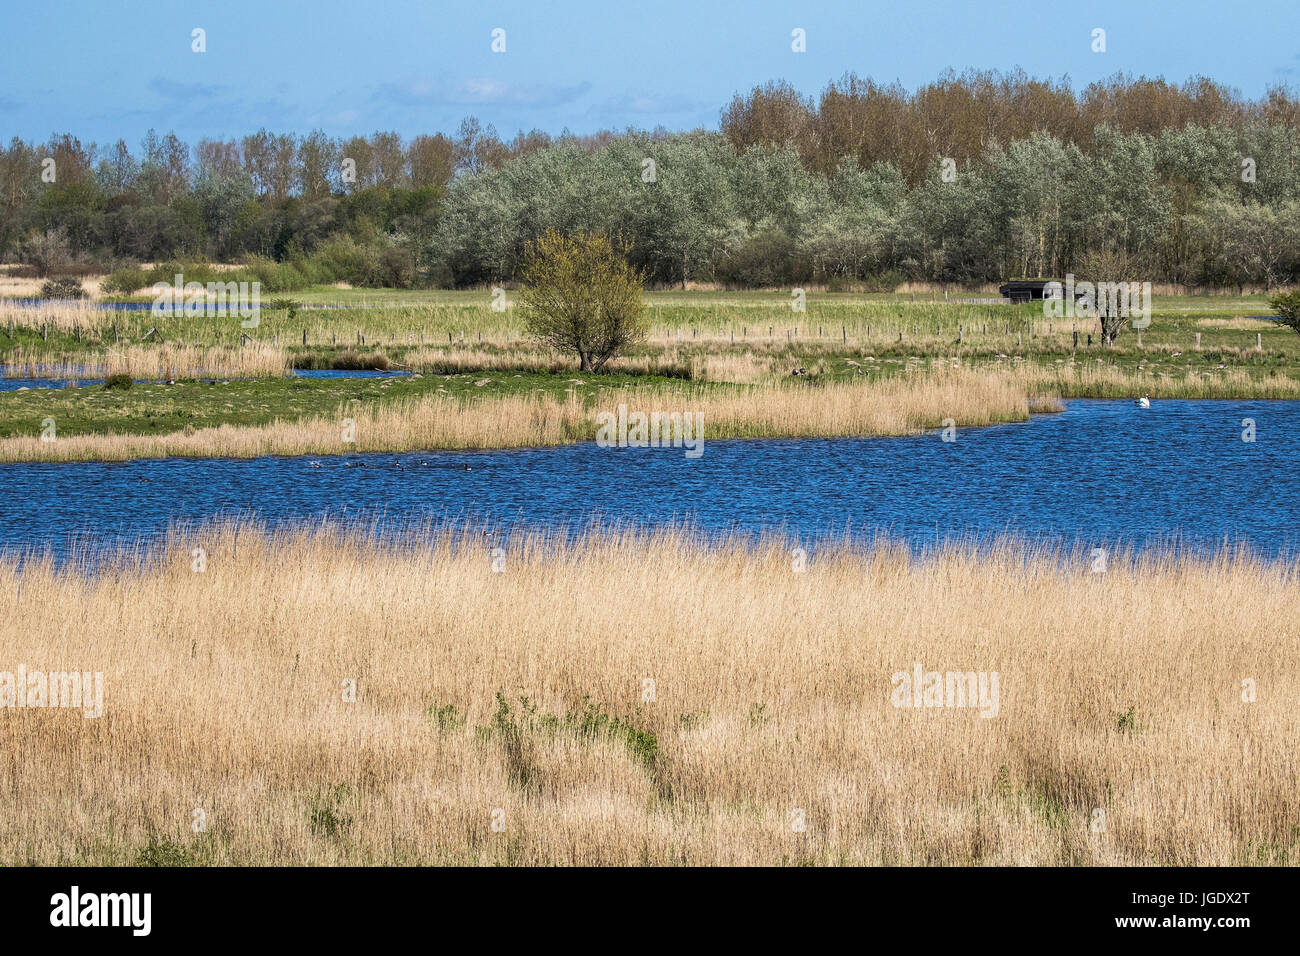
[3,289,1299,461]
[0,370,689,444]
[0,368,1042,462]
[3,521,1296,865]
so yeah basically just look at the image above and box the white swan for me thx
[1135,396,1150,409]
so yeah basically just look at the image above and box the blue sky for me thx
[2,0,1297,145]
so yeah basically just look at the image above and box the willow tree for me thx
[517,229,647,372]
[1270,289,1300,335]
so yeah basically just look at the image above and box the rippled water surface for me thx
[0,399,1294,559]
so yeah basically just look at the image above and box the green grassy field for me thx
[1,288,1295,447]
[0,370,697,440]
[3,287,1283,357]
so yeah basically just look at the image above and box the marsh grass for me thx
[2,520,1297,865]
[1017,364,1300,399]
[0,367,1040,462]
[5,291,1299,459]
[3,344,291,381]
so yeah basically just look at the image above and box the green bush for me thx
[718,227,804,288]
[39,277,88,299]
[1269,290,1300,334]
[144,260,224,287]
[307,784,353,839]
[378,246,415,288]
[312,235,380,286]
[243,255,311,293]
[133,833,196,867]
[100,268,149,296]
[862,270,905,293]
[103,373,133,390]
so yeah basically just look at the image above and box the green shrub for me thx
[568,696,660,772]
[428,703,465,733]
[862,269,905,293]
[100,268,148,296]
[268,297,301,320]
[308,784,353,839]
[103,373,133,390]
[1269,290,1300,334]
[1116,705,1137,734]
[312,235,380,286]
[243,255,310,293]
[39,277,88,299]
[718,227,804,288]
[133,833,195,867]
[144,260,224,287]
[378,246,415,288]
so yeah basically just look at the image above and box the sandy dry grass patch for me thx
[1,524,1295,865]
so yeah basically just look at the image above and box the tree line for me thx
[3,71,1298,290]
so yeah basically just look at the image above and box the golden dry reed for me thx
[3,344,291,381]
[0,368,1044,462]
[2,521,1296,865]
[1018,363,1300,399]
[0,301,113,332]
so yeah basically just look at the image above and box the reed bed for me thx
[1018,363,1300,399]
[0,300,114,332]
[0,368,1041,462]
[0,275,107,299]
[2,344,292,381]
[2,521,1296,865]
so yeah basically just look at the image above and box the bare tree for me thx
[18,227,71,278]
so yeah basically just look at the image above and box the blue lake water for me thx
[0,399,1293,560]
